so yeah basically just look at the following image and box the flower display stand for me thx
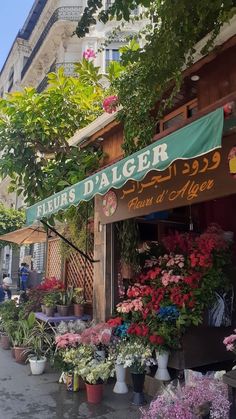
[113,364,128,394]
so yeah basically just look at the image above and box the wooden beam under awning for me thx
[0,225,47,245]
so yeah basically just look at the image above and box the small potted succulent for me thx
[73,288,86,317]
[57,287,74,316]
[43,292,58,317]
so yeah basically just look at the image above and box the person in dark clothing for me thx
[20,263,29,291]
[0,276,12,303]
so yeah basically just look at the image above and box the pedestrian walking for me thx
[19,263,29,291]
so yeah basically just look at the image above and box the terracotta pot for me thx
[45,306,55,317]
[0,334,11,350]
[56,305,69,316]
[74,304,84,317]
[86,383,103,404]
[14,346,29,364]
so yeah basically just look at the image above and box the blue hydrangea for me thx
[114,322,130,338]
[157,306,179,321]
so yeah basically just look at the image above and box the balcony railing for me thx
[21,6,82,80]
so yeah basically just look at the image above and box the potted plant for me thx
[13,312,36,364]
[80,323,112,360]
[78,353,114,403]
[60,344,93,392]
[0,300,19,350]
[73,288,86,317]
[57,287,74,316]
[25,320,54,375]
[43,292,58,317]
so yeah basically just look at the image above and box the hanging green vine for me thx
[76,1,236,155]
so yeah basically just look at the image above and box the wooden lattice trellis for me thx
[46,238,94,303]
[46,238,63,279]
[66,251,94,302]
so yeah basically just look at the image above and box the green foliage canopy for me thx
[76,0,236,155]
[0,65,104,206]
[0,204,25,248]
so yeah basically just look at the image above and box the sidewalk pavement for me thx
[0,348,146,419]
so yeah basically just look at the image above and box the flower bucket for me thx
[131,372,146,406]
[113,364,128,394]
[29,357,47,375]
[86,383,103,404]
[155,350,170,381]
[0,334,11,350]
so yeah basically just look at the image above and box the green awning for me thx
[26,107,224,225]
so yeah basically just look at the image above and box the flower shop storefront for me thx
[25,106,236,370]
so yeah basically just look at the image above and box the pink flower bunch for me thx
[165,254,185,269]
[102,95,118,113]
[83,48,96,60]
[55,333,81,349]
[141,377,230,419]
[223,332,236,352]
[161,271,182,287]
[116,297,143,314]
[80,323,112,347]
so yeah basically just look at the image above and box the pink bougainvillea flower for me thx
[83,48,96,60]
[102,95,118,114]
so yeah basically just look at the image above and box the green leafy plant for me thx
[58,287,74,306]
[13,312,36,347]
[116,219,140,271]
[73,288,86,305]
[43,292,59,308]
[25,321,55,360]
[0,204,25,249]
[76,1,236,155]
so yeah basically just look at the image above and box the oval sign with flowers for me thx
[102,190,118,217]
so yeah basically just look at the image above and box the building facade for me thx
[0,0,140,281]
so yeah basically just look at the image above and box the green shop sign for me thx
[26,108,224,225]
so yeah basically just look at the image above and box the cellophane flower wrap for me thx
[114,224,232,352]
[140,376,230,419]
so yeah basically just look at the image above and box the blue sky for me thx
[0,0,34,69]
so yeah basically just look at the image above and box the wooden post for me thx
[93,196,113,321]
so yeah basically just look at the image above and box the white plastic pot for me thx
[29,356,47,375]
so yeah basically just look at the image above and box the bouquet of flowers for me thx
[113,224,232,352]
[36,277,64,291]
[78,358,114,384]
[223,330,236,354]
[140,376,230,419]
[114,340,154,373]
[80,323,112,350]
[56,320,88,335]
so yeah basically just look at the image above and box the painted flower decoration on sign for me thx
[102,190,118,217]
